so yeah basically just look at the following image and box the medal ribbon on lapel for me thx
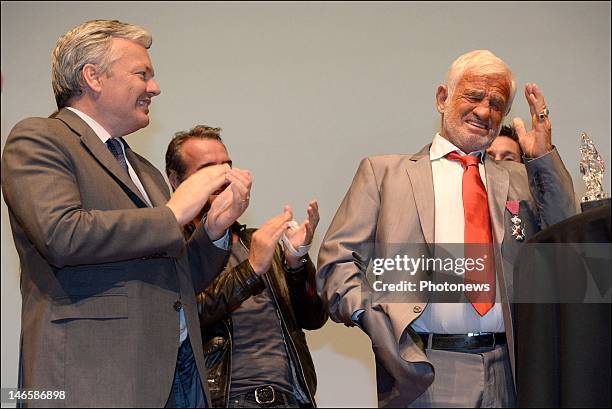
[506,200,525,241]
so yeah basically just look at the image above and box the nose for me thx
[147,78,161,97]
[489,148,505,161]
[472,100,491,121]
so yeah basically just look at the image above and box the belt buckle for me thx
[255,385,276,405]
[468,332,494,348]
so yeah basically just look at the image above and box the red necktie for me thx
[446,151,495,316]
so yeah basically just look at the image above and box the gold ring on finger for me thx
[538,107,550,122]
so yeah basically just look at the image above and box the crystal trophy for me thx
[579,132,610,211]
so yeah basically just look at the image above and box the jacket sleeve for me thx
[283,253,329,330]
[525,147,577,228]
[316,157,379,325]
[186,225,231,293]
[197,259,265,328]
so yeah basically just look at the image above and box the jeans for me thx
[167,336,206,408]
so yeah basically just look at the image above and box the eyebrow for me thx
[464,89,484,98]
[490,94,507,105]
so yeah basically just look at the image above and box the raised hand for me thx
[248,206,294,275]
[285,200,319,249]
[513,83,553,158]
[166,164,230,227]
[205,168,253,240]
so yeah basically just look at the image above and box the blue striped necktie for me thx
[105,138,129,175]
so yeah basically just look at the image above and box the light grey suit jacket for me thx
[1,108,228,407]
[317,144,576,407]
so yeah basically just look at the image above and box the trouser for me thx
[166,336,206,408]
[409,344,516,407]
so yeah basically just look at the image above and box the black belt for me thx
[418,332,506,350]
[238,385,298,406]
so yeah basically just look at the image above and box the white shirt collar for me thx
[66,107,113,143]
[429,132,485,163]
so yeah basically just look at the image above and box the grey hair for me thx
[51,19,152,109]
[444,50,516,114]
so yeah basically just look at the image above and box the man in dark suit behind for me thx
[1,19,252,407]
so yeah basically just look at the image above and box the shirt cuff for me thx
[212,228,230,250]
[351,309,365,327]
[201,213,230,250]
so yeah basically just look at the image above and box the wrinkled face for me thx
[486,135,522,163]
[177,138,232,212]
[437,71,511,153]
[97,38,160,137]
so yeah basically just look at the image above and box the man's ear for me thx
[168,171,180,191]
[435,85,448,114]
[82,63,103,93]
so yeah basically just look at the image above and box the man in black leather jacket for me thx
[165,125,328,408]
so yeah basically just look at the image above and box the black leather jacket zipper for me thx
[263,272,315,405]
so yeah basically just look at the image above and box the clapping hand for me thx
[205,168,252,240]
[248,206,294,276]
[284,200,319,267]
[166,164,230,227]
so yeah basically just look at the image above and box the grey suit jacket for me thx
[1,108,228,407]
[317,144,576,407]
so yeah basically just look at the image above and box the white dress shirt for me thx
[411,133,504,334]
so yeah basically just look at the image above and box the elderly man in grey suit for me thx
[317,50,576,407]
[1,20,252,407]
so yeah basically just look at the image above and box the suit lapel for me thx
[485,158,509,245]
[484,158,516,383]
[123,145,168,207]
[405,145,435,244]
[55,109,149,207]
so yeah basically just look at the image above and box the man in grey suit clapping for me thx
[1,19,251,408]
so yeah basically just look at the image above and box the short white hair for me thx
[52,19,152,109]
[444,50,516,114]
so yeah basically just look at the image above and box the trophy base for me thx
[581,198,611,212]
